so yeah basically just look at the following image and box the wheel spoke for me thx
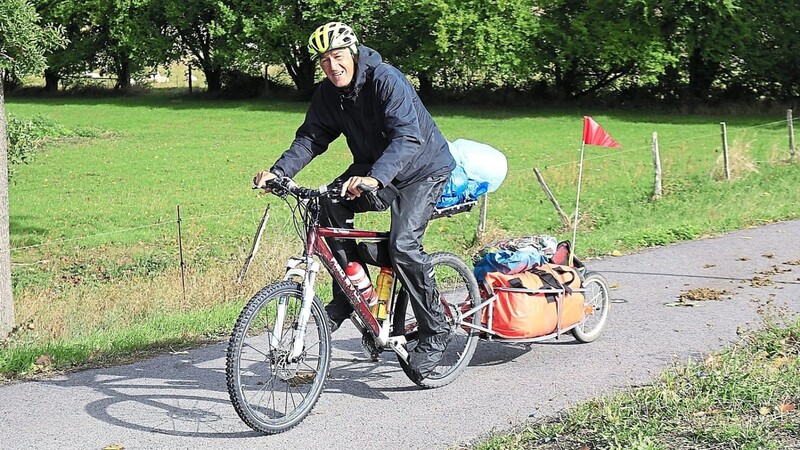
[227,282,331,433]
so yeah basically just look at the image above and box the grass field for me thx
[2,92,799,377]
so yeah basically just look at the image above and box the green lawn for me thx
[2,93,799,376]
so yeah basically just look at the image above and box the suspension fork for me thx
[270,256,320,361]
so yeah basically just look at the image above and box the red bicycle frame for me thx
[307,225,390,338]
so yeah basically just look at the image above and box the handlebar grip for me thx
[357,183,376,193]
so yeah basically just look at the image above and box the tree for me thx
[93,0,176,90]
[239,0,383,97]
[0,0,64,339]
[729,0,800,99]
[34,0,101,91]
[653,0,744,102]
[34,0,174,92]
[157,0,244,92]
[379,0,539,98]
[532,0,674,100]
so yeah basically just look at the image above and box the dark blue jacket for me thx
[271,45,455,188]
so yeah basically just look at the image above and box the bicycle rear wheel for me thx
[226,281,331,434]
[394,252,480,388]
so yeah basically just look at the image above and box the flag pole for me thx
[570,140,586,266]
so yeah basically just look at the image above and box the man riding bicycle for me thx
[254,22,455,382]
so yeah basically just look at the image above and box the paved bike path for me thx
[1,220,799,450]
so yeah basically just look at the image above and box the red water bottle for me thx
[345,262,377,306]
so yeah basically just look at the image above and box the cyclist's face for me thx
[320,49,355,88]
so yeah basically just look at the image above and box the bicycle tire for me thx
[394,252,480,388]
[226,281,331,434]
[572,271,610,343]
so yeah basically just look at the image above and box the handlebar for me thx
[255,176,376,201]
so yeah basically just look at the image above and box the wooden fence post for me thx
[720,122,731,180]
[177,205,186,300]
[238,204,271,284]
[475,194,488,242]
[533,167,571,227]
[788,109,796,159]
[651,132,662,201]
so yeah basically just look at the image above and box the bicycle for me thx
[226,176,481,435]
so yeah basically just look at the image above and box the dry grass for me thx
[13,238,303,342]
[711,136,759,181]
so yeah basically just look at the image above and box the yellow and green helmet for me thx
[308,22,359,58]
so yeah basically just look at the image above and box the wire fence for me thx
[10,204,265,253]
[9,112,798,255]
[511,116,796,173]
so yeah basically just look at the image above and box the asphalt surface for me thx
[1,220,799,450]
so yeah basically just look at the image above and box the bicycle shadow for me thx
[328,336,424,396]
[38,332,437,439]
[39,331,555,439]
[39,342,265,438]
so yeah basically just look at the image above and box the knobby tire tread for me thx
[226,281,331,434]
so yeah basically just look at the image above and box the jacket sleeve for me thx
[271,90,340,178]
[367,71,424,187]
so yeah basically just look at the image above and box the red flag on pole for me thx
[582,116,621,148]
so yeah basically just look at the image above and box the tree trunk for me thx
[284,56,317,100]
[205,66,222,93]
[44,69,60,92]
[114,56,131,91]
[0,70,15,340]
[688,47,719,101]
[417,73,434,101]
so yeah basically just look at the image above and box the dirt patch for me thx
[679,288,730,303]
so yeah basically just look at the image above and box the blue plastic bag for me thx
[436,166,469,208]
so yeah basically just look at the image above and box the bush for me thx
[6,114,99,179]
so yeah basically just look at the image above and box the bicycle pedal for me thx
[387,337,409,364]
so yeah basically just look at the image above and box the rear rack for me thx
[431,200,478,220]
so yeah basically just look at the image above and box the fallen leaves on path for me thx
[679,288,729,302]
[749,276,775,287]
[667,287,730,307]
[758,265,793,276]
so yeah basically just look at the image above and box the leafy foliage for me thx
[5,114,100,179]
[156,0,247,92]
[0,0,65,76]
[379,0,539,97]
[9,0,800,102]
[238,0,384,96]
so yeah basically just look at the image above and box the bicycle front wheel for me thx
[226,281,331,434]
[395,252,480,388]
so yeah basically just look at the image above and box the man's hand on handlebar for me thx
[341,176,379,200]
[253,170,278,192]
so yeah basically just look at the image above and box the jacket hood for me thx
[341,45,382,98]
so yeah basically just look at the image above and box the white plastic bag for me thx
[447,139,507,192]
